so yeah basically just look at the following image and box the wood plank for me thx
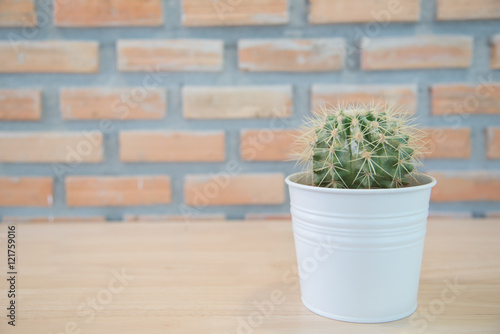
[0,219,498,333]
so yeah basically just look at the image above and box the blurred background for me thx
[0,0,499,222]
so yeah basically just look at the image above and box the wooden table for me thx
[1,219,499,333]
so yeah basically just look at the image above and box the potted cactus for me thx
[286,103,436,323]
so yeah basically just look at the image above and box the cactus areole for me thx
[294,103,423,189]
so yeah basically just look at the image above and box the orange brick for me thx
[428,211,472,219]
[123,213,226,222]
[431,84,500,115]
[185,173,285,206]
[0,41,99,73]
[0,89,41,121]
[54,0,163,27]
[0,0,36,27]
[245,213,291,220]
[486,128,500,159]
[241,129,298,161]
[60,88,166,120]
[118,39,223,72]
[182,0,289,26]
[0,177,53,207]
[66,176,171,207]
[183,86,292,119]
[437,0,500,21]
[0,132,103,163]
[238,39,345,72]
[2,216,106,223]
[429,171,500,202]
[311,85,417,113]
[309,0,420,24]
[491,35,500,70]
[361,36,473,70]
[240,127,470,161]
[421,128,471,159]
[120,131,225,162]
[485,212,500,218]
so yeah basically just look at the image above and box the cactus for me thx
[293,103,423,189]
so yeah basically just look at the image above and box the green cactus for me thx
[294,103,423,189]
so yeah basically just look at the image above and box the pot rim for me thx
[285,172,437,195]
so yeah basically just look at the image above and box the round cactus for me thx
[294,103,423,189]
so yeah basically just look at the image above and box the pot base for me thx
[301,298,417,324]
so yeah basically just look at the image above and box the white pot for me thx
[285,172,437,323]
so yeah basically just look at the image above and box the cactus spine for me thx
[294,103,423,189]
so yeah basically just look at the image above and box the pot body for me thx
[285,172,436,323]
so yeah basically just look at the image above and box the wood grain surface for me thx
[0,219,499,333]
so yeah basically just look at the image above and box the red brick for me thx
[123,214,226,222]
[185,174,285,206]
[421,128,471,159]
[486,128,500,159]
[0,89,41,121]
[0,41,99,73]
[238,39,345,72]
[183,86,292,119]
[0,132,103,163]
[311,85,417,114]
[66,176,171,207]
[437,0,500,21]
[0,177,53,207]
[361,36,473,70]
[120,131,225,162]
[491,35,500,69]
[2,216,106,223]
[60,88,166,120]
[54,0,163,27]
[0,0,36,27]
[241,129,298,161]
[430,171,500,202]
[118,39,223,72]
[431,84,500,115]
[309,0,420,24]
[182,0,289,27]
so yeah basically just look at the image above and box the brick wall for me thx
[0,0,499,222]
